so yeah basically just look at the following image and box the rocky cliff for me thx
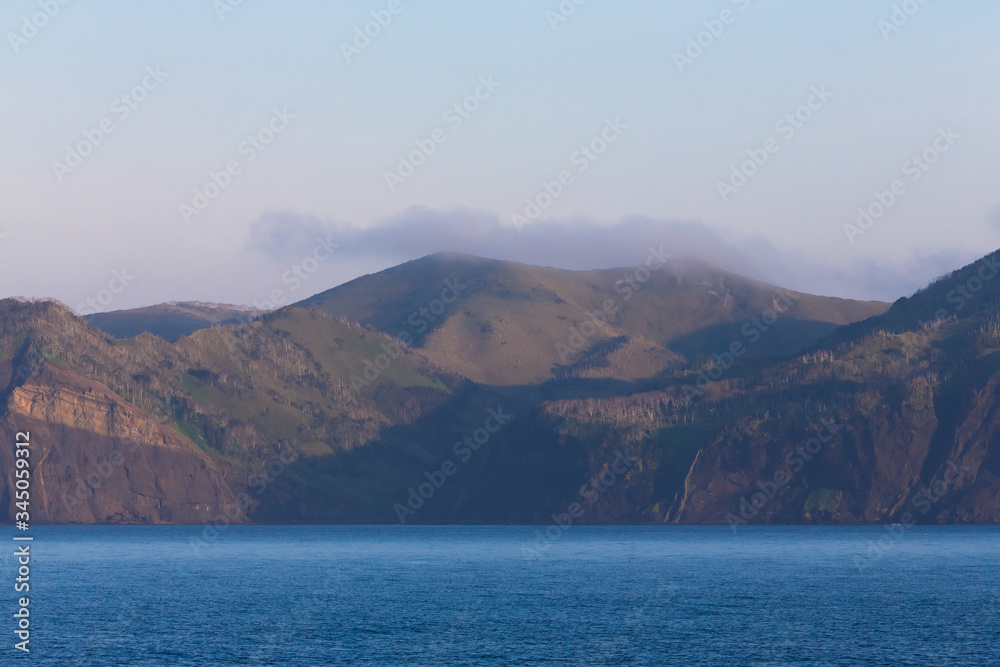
[1,251,999,525]
[0,365,243,524]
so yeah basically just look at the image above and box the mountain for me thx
[0,298,460,523]
[505,250,1000,525]
[1,362,241,524]
[86,302,263,342]
[299,252,889,385]
[5,250,1000,526]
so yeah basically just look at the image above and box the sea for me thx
[2,525,998,665]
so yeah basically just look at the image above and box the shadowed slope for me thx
[299,252,889,384]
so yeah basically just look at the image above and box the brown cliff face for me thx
[0,365,244,524]
[2,251,1000,526]
[494,298,1000,527]
[667,393,945,525]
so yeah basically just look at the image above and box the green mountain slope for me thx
[87,302,264,342]
[299,252,889,385]
[0,299,460,522]
[5,251,1000,527]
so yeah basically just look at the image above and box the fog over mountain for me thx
[244,209,976,304]
[6,247,1000,526]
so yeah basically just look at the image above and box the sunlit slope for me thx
[0,300,454,521]
[300,252,889,384]
[87,302,263,342]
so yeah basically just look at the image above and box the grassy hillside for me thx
[300,253,889,385]
[87,302,264,342]
[0,299,462,520]
[4,250,1000,526]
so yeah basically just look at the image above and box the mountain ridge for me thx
[4,249,1000,525]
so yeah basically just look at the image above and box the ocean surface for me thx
[1,525,998,665]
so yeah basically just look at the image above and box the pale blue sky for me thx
[2,0,998,310]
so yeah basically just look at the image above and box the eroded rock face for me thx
[9,381,186,452]
[0,366,245,524]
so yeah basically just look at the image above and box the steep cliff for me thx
[1,251,999,525]
[1,365,243,523]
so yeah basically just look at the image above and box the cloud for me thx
[242,207,989,303]
[986,205,1000,231]
[769,250,976,303]
[252,206,767,273]
[246,212,340,263]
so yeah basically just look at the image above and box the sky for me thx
[2,0,998,312]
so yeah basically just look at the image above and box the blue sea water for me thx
[0,525,997,665]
